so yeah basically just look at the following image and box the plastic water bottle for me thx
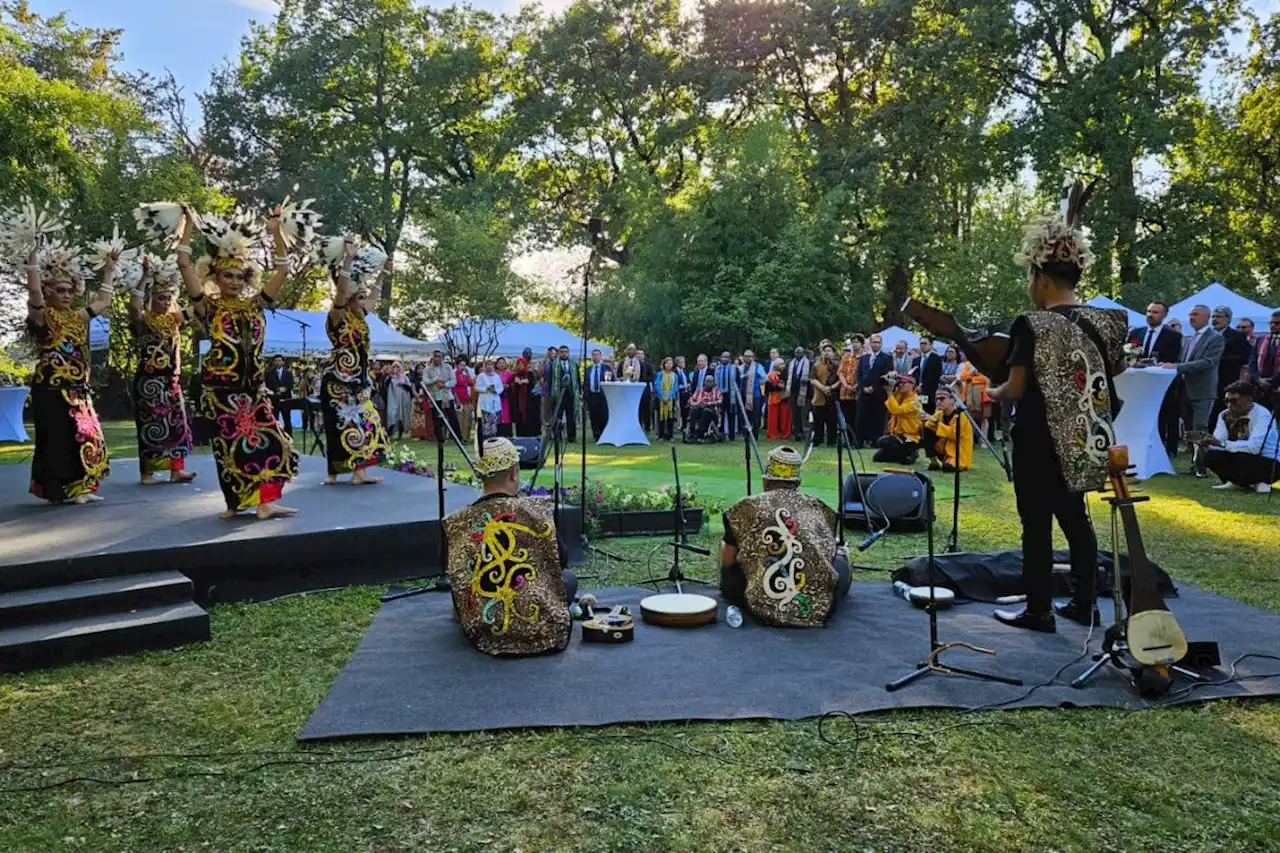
[725,605,743,628]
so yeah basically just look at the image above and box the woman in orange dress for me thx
[956,358,989,436]
[765,357,791,440]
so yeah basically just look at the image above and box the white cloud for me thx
[228,0,278,12]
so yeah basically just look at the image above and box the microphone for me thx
[858,527,888,551]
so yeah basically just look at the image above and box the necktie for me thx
[1184,333,1197,361]
[1144,327,1156,358]
[1265,337,1277,378]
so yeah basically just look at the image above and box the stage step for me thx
[0,601,211,673]
[0,571,195,628]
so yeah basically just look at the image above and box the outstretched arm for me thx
[329,238,359,324]
[128,260,151,324]
[23,247,45,327]
[176,211,205,307]
[86,257,116,318]
[260,210,289,302]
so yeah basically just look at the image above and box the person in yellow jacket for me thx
[922,385,973,471]
[873,372,924,464]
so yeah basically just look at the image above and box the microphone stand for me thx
[268,309,321,454]
[639,446,713,591]
[943,395,1010,553]
[731,380,766,494]
[833,401,879,550]
[380,389,479,603]
[885,470,1022,692]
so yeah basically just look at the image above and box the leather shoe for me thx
[993,608,1056,633]
[1054,599,1100,627]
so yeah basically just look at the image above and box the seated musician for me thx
[719,445,851,627]
[873,373,924,464]
[687,374,722,440]
[441,437,577,656]
[921,386,973,472]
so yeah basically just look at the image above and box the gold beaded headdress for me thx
[475,438,520,478]
[763,445,805,484]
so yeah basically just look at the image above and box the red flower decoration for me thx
[1073,369,1087,391]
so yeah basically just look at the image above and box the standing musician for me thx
[988,197,1128,633]
[442,438,577,656]
[719,445,851,627]
[921,385,972,472]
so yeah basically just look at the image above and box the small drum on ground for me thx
[639,593,718,627]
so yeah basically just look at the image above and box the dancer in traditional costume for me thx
[442,438,576,656]
[129,256,196,484]
[172,206,299,519]
[316,237,388,484]
[988,186,1127,632]
[19,239,113,503]
[719,445,850,627]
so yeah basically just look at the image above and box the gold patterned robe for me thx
[723,489,841,627]
[443,495,572,656]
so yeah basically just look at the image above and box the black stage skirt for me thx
[134,371,193,476]
[199,386,298,511]
[30,387,109,501]
[320,376,388,476]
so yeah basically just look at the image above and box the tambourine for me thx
[639,593,717,627]
[582,606,635,643]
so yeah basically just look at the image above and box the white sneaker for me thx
[1257,483,1273,494]
[1212,482,1243,490]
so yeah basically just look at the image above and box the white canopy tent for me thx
[196,309,436,358]
[421,320,613,360]
[1085,295,1145,329]
[1169,282,1277,329]
[89,315,109,351]
[874,324,923,351]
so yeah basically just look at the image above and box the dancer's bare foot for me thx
[140,474,161,486]
[352,471,383,485]
[170,471,197,484]
[323,475,338,485]
[219,509,239,520]
[73,494,103,505]
[256,502,298,520]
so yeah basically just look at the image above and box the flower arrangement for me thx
[383,446,437,478]
[1123,342,1142,367]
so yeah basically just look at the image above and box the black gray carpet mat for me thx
[299,582,1280,740]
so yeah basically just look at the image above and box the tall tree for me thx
[201,0,513,303]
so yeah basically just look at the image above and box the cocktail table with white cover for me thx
[0,386,30,442]
[1112,366,1176,480]
[597,380,650,447]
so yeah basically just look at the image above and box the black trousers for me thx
[1204,449,1277,487]
[1013,446,1098,615]
[789,395,808,441]
[689,407,717,439]
[720,555,852,616]
[873,434,918,464]
[431,405,462,445]
[658,416,676,441]
[639,388,653,431]
[739,403,761,439]
[856,395,886,447]
[720,399,738,440]
[553,391,576,442]
[585,391,608,440]
[838,399,857,438]
[275,396,296,436]
[1159,385,1181,455]
[811,402,838,446]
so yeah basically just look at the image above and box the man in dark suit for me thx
[1210,305,1252,429]
[583,349,613,441]
[1129,301,1183,455]
[914,335,943,413]
[714,351,742,439]
[856,333,893,447]
[1251,310,1280,404]
[1162,305,1225,476]
[264,354,296,436]
[636,348,655,432]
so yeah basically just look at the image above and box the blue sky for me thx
[27,0,566,117]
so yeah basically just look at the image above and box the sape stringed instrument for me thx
[900,298,1013,385]
[1106,446,1187,671]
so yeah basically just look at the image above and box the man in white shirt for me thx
[1200,380,1279,493]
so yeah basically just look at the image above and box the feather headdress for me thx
[133,202,198,245]
[277,195,322,250]
[37,240,90,291]
[0,198,67,260]
[1014,180,1094,271]
[151,254,181,291]
[198,208,264,270]
[87,224,140,271]
[314,235,386,288]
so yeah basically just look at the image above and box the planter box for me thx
[597,508,705,538]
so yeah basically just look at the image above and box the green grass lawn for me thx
[2,420,1279,852]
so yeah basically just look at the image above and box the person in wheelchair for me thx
[685,374,724,443]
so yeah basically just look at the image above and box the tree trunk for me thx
[1113,157,1140,292]
[882,259,911,326]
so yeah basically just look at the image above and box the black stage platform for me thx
[0,456,585,604]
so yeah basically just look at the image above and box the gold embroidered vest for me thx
[443,496,571,656]
[1023,306,1128,493]
[724,489,840,627]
